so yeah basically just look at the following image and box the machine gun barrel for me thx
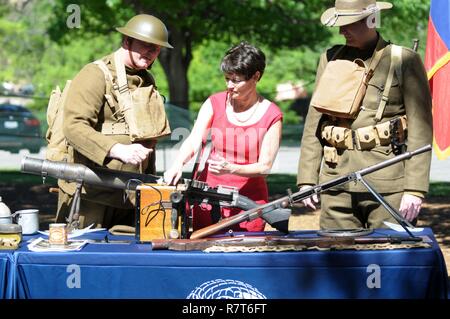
[21,157,161,190]
[190,145,432,240]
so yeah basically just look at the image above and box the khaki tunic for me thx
[57,52,158,226]
[297,35,433,195]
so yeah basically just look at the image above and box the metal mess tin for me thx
[0,223,22,250]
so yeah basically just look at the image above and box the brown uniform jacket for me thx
[59,52,157,204]
[297,35,433,194]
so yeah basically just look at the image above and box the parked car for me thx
[0,103,44,153]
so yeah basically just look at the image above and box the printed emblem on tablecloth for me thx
[187,279,266,299]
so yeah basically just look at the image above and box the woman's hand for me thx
[164,163,184,185]
[207,155,236,175]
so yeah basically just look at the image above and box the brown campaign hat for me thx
[321,0,392,27]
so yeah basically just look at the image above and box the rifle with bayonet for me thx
[189,144,432,240]
[151,234,428,251]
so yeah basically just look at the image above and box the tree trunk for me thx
[158,28,191,110]
[124,1,192,109]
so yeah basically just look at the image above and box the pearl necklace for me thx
[229,96,261,123]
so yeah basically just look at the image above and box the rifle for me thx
[190,144,432,240]
[151,234,428,251]
[173,179,291,236]
[412,38,419,52]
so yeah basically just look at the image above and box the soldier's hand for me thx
[399,193,423,222]
[300,185,319,210]
[108,143,153,165]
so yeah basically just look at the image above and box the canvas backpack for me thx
[45,62,113,162]
[45,52,171,162]
[45,80,72,162]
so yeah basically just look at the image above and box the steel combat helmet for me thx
[116,14,173,48]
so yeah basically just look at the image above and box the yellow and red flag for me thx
[425,0,450,160]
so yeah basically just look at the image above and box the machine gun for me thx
[190,144,432,240]
[21,157,162,230]
[20,157,290,236]
[168,179,290,238]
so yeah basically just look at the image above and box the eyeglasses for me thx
[224,75,247,85]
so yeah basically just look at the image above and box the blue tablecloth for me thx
[0,249,16,299]
[0,252,9,298]
[4,228,449,299]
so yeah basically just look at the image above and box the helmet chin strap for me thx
[128,50,139,69]
[126,38,139,69]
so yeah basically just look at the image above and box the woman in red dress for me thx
[164,42,283,232]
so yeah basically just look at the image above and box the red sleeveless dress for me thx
[192,91,283,232]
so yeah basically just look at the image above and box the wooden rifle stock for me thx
[190,145,432,240]
[152,235,424,251]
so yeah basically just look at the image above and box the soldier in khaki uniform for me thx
[56,15,173,228]
[297,0,433,229]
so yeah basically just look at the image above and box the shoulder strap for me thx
[374,44,403,122]
[93,59,114,96]
[113,50,134,113]
[93,58,129,135]
[393,45,403,89]
[367,45,385,73]
[113,50,130,94]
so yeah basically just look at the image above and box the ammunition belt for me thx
[100,121,129,135]
[321,115,407,151]
[203,241,430,252]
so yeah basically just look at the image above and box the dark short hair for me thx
[220,41,266,81]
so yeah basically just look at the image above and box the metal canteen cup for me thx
[0,215,12,225]
[12,209,39,235]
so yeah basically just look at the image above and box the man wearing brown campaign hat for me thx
[297,0,433,230]
[55,14,173,229]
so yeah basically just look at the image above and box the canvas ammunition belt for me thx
[321,115,407,151]
[100,121,129,135]
[203,241,430,253]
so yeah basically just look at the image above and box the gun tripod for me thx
[354,172,418,239]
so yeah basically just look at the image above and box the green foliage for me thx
[378,0,430,58]
[37,0,333,109]
[266,174,298,196]
[429,182,450,197]
[0,0,433,121]
[188,40,229,112]
[42,0,331,46]
[187,40,321,123]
